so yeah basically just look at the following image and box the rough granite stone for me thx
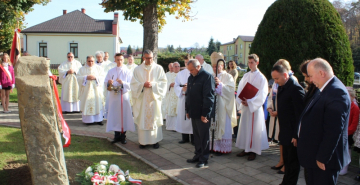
[15,56,69,185]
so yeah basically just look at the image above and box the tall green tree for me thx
[250,0,354,85]
[206,37,216,56]
[127,45,133,54]
[0,0,50,51]
[176,45,182,52]
[215,40,221,52]
[101,0,196,62]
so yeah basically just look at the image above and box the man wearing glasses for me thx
[58,52,82,113]
[131,50,167,149]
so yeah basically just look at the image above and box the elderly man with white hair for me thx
[95,51,116,105]
[195,54,214,75]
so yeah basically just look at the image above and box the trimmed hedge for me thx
[250,0,354,85]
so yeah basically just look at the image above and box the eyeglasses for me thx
[144,57,153,60]
[67,56,73,58]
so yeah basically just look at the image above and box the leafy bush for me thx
[250,0,354,85]
[157,52,210,71]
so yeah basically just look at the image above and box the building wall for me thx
[25,33,116,64]
[236,39,252,65]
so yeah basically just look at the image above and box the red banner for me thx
[50,75,71,147]
[10,29,21,65]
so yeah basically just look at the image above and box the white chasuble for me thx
[77,64,105,119]
[164,72,178,130]
[174,69,193,134]
[104,66,135,133]
[210,71,237,153]
[58,60,82,112]
[97,60,116,104]
[235,70,269,155]
[131,62,167,145]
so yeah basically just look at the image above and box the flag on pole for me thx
[10,28,21,65]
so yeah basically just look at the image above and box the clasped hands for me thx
[267,108,278,117]
[108,79,123,85]
[186,113,208,123]
[67,69,75,74]
[144,81,152,88]
[86,75,96,80]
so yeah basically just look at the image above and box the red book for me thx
[238,82,259,101]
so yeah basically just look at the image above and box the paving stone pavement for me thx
[1,103,360,185]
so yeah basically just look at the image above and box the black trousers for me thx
[305,167,339,185]
[281,144,300,185]
[191,118,210,162]
[114,131,126,140]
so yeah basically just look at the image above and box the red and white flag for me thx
[10,28,21,65]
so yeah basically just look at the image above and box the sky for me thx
[24,0,282,49]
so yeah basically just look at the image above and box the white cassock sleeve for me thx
[121,71,132,94]
[174,74,185,98]
[150,68,167,100]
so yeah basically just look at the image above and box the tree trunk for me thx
[143,3,158,63]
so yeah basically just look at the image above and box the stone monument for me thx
[15,56,69,185]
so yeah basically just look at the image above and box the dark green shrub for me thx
[250,0,354,85]
[157,53,210,72]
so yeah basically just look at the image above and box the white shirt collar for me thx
[319,76,334,92]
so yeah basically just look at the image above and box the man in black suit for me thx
[271,65,305,185]
[185,59,215,168]
[297,58,351,185]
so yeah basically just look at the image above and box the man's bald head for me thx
[307,58,334,89]
[195,54,204,64]
[168,63,174,72]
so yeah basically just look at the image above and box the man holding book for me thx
[235,54,269,161]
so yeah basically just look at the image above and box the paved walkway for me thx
[1,103,360,185]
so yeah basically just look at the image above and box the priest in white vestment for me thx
[162,63,174,119]
[95,51,116,105]
[130,50,167,149]
[195,54,214,75]
[77,55,105,125]
[235,54,269,161]
[58,52,82,113]
[105,53,135,144]
[209,52,237,155]
[164,62,179,130]
[175,57,194,144]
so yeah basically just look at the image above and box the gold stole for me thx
[143,64,156,130]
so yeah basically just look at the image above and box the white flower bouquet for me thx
[76,160,142,185]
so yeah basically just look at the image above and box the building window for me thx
[236,45,238,54]
[39,43,47,57]
[240,44,243,49]
[230,56,232,60]
[70,43,78,58]
[249,44,251,48]
[227,46,229,50]
[240,53,243,58]
[230,46,232,50]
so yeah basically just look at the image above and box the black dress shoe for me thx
[277,170,285,174]
[111,138,121,144]
[271,165,284,170]
[139,144,146,149]
[97,121,103,125]
[178,140,189,144]
[120,139,127,144]
[186,158,199,163]
[196,161,208,168]
[153,143,159,149]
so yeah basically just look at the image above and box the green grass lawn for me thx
[9,84,62,103]
[0,126,180,185]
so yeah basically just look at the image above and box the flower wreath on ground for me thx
[76,160,142,185]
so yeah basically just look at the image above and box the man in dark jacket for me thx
[271,65,305,185]
[185,59,215,168]
[297,58,350,185]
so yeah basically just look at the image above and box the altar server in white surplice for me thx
[164,62,180,130]
[58,52,82,113]
[77,55,105,125]
[235,54,269,161]
[175,54,194,144]
[209,52,237,155]
[162,63,174,119]
[131,50,167,149]
[105,53,135,144]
